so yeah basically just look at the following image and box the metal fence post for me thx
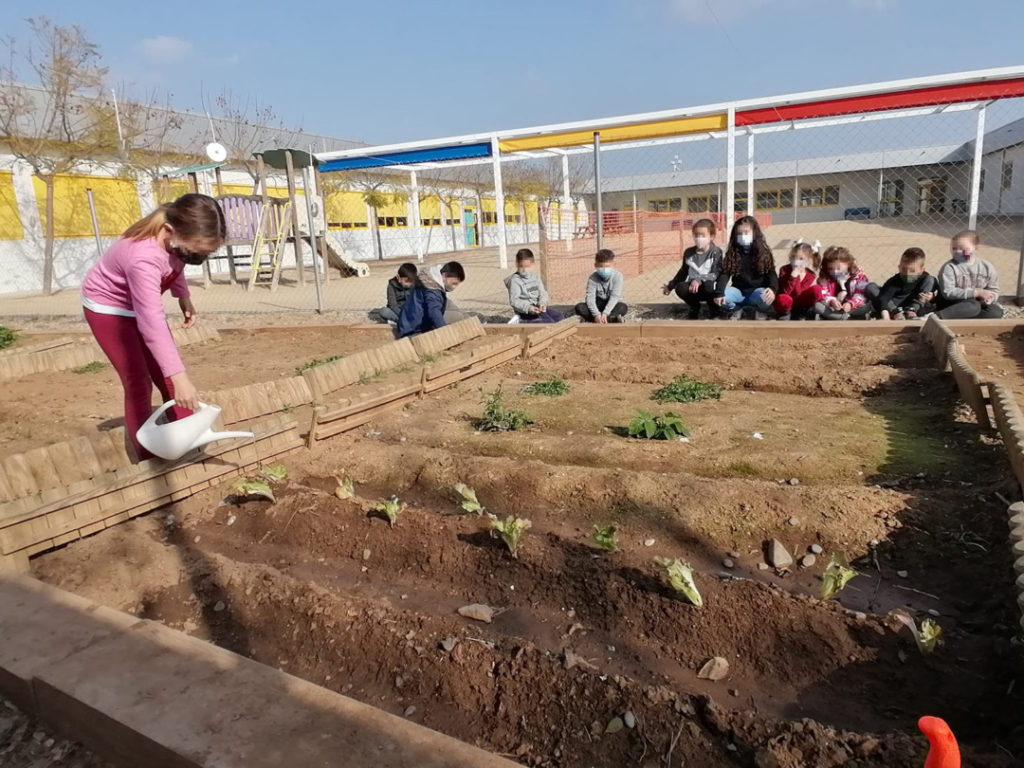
[594,132,603,251]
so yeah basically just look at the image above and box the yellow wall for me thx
[33,174,141,238]
[153,179,190,205]
[377,193,408,218]
[0,171,24,240]
[525,201,539,224]
[419,195,441,219]
[325,190,368,228]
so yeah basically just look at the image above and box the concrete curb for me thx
[0,574,519,768]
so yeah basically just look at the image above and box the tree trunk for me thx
[371,206,383,260]
[43,176,55,295]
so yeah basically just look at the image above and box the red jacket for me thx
[815,269,870,308]
[778,265,816,298]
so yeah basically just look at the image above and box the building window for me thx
[686,195,719,213]
[482,211,498,224]
[377,216,408,228]
[800,185,840,208]
[734,193,748,213]
[1002,159,1013,190]
[779,189,794,209]
[505,213,522,224]
[648,198,681,212]
[756,191,779,210]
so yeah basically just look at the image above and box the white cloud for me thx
[136,36,194,64]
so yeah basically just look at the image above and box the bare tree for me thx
[212,90,303,188]
[329,170,408,261]
[0,17,119,293]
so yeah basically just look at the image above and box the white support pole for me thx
[632,189,638,233]
[793,160,799,225]
[968,104,987,229]
[410,170,423,261]
[746,131,755,217]
[726,107,736,226]
[491,136,509,269]
[561,153,571,242]
[594,132,603,250]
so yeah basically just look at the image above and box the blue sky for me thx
[2,0,1023,146]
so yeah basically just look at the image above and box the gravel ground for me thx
[0,698,112,768]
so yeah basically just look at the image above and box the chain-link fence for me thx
[3,70,1024,322]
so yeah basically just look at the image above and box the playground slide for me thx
[321,232,370,278]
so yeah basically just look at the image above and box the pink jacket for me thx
[814,269,871,308]
[81,237,189,377]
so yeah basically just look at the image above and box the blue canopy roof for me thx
[319,142,492,172]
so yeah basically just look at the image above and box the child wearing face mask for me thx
[396,261,466,338]
[812,246,872,320]
[575,249,628,323]
[719,216,778,320]
[662,218,725,319]
[935,230,1002,319]
[81,194,226,460]
[869,248,937,320]
[773,240,820,320]
[373,262,418,324]
[505,248,563,324]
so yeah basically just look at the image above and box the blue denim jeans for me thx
[722,287,772,312]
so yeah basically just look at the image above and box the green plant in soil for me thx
[295,354,344,375]
[0,326,15,349]
[655,557,703,607]
[820,552,857,600]
[892,611,943,654]
[653,375,722,403]
[334,475,355,500]
[375,496,404,528]
[454,483,485,515]
[628,410,689,441]
[228,477,275,502]
[72,361,107,374]
[491,515,531,558]
[476,388,533,432]
[259,464,287,483]
[521,378,570,397]
[593,524,619,552]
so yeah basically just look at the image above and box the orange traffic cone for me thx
[919,716,961,768]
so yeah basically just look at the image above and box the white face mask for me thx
[736,232,754,248]
[694,236,711,251]
[791,258,807,269]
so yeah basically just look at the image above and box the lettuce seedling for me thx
[492,516,532,558]
[820,552,858,600]
[522,379,570,397]
[260,464,287,483]
[476,388,533,432]
[593,524,619,552]
[334,476,355,500]
[653,375,722,403]
[375,496,404,528]
[655,557,703,607]
[892,611,943,655]
[229,477,275,503]
[454,483,485,515]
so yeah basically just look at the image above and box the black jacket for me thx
[717,248,779,295]
[875,272,937,312]
[386,276,412,315]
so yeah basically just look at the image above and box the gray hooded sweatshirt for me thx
[504,270,550,315]
[586,269,624,317]
[937,257,998,301]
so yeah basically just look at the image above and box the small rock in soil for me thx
[897,570,908,579]
[928,609,941,617]
[623,711,636,729]
[722,558,735,569]
[757,562,771,571]
[605,717,624,734]
[213,601,226,612]
[226,514,237,526]
[643,538,656,547]
[857,737,881,757]
[800,554,817,568]
[457,604,494,623]
[193,535,201,544]
[729,551,741,558]
[404,705,416,717]
[810,544,823,555]
[697,656,730,681]
[788,478,800,486]
[766,539,794,569]
[440,636,459,652]
[362,549,371,561]
[787,517,800,526]
[728,688,739,697]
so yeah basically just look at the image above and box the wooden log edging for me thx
[1,318,577,565]
[920,314,956,371]
[0,325,221,382]
[946,339,993,430]
[0,415,302,572]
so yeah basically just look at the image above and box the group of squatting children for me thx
[377,216,1002,337]
[659,216,1001,322]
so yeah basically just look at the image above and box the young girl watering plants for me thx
[81,193,227,460]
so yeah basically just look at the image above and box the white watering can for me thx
[137,401,254,461]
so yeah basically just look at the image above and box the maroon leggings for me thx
[84,308,191,460]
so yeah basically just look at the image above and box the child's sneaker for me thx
[728,309,743,321]
[755,311,769,321]
[776,313,792,321]
[891,309,904,321]
[905,309,920,320]
[687,308,701,320]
